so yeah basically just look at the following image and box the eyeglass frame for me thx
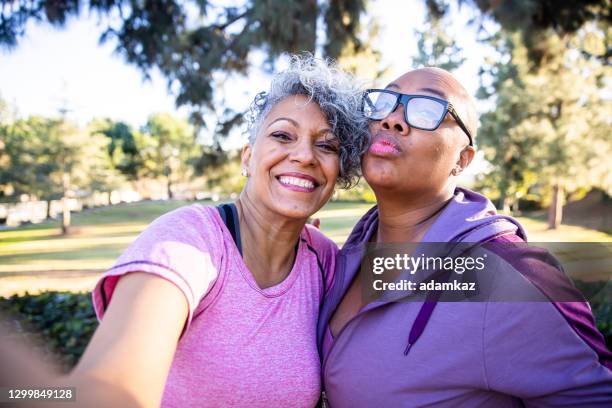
[362,88,474,146]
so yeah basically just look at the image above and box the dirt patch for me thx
[563,190,612,233]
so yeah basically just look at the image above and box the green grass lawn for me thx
[0,200,609,278]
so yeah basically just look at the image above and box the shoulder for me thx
[152,204,220,230]
[303,224,339,263]
[302,225,339,290]
[145,204,225,245]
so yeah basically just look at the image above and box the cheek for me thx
[409,134,452,171]
[251,144,283,172]
[320,154,340,185]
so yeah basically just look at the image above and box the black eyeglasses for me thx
[362,89,473,146]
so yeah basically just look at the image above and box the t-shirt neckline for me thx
[210,205,304,297]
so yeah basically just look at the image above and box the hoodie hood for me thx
[317,187,528,359]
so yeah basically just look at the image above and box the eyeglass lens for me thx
[364,91,446,130]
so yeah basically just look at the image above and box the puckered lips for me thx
[368,132,402,158]
[276,172,321,193]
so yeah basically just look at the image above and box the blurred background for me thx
[0,0,610,369]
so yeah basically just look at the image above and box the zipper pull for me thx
[321,390,329,408]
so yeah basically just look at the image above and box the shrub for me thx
[0,291,98,369]
[1,286,610,367]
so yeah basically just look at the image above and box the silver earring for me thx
[452,167,461,176]
[241,167,248,177]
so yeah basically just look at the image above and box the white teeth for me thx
[279,176,315,189]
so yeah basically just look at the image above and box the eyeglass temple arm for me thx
[448,105,473,146]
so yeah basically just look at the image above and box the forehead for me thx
[264,94,328,124]
[386,69,464,104]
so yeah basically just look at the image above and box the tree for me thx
[477,29,612,227]
[46,118,121,233]
[0,115,120,232]
[88,119,148,181]
[0,116,61,202]
[466,0,611,65]
[141,113,200,199]
[412,0,465,71]
[0,0,370,135]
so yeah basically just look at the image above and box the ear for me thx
[457,145,475,171]
[241,144,252,175]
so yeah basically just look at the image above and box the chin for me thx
[363,162,400,190]
[271,202,318,220]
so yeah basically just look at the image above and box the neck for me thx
[235,190,306,287]
[374,185,456,243]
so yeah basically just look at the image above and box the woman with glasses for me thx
[317,67,612,407]
[0,56,369,407]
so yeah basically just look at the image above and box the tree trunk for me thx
[61,197,71,235]
[498,191,510,213]
[45,200,52,220]
[547,183,564,229]
[167,176,173,200]
[61,169,71,235]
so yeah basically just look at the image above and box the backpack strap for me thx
[301,227,327,298]
[217,203,242,256]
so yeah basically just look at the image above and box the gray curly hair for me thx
[246,54,370,189]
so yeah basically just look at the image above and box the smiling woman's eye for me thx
[270,131,293,141]
[316,139,340,154]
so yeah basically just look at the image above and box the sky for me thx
[0,0,490,173]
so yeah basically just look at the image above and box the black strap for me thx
[217,204,324,295]
[217,203,242,256]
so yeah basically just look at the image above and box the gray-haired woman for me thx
[62,55,368,407]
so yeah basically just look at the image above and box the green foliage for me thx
[89,119,145,181]
[413,0,465,71]
[477,28,612,212]
[468,0,611,65]
[141,113,202,198]
[334,178,376,202]
[0,0,369,133]
[0,116,119,201]
[0,292,98,368]
[0,116,61,200]
[200,149,245,196]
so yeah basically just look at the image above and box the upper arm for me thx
[483,300,612,406]
[72,272,188,408]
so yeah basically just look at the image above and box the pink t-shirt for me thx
[92,204,337,407]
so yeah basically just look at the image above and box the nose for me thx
[380,104,409,135]
[289,138,317,166]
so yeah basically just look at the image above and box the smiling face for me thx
[241,94,340,220]
[362,68,476,198]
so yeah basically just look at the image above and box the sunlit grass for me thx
[0,199,609,295]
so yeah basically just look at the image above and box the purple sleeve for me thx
[92,205,223,333]
[482,243,612,406]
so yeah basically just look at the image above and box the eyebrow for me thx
[417,87,448,99]
[267,117,299,128]
[317,129,336,138]
[385,83,449,99]
[268,117,334,136]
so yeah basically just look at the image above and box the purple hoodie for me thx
[318,188,612,407]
